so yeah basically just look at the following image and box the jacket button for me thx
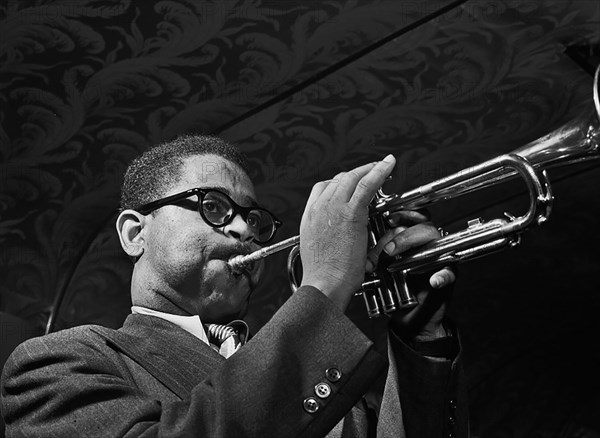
[303,397,320,414]
[314,382,331,398]
[325,367,342,382]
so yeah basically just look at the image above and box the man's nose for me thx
[223,214,255,243]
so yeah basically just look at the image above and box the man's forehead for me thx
[179,154,256,201]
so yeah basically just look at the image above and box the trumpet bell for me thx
[232,65,600,319]
[324,65,600,318]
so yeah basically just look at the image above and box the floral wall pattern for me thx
[1,0,600,436]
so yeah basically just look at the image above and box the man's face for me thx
[138,154,263,323]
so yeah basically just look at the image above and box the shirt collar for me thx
[131,306,210,345]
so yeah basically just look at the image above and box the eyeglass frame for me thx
[135,187,282,244]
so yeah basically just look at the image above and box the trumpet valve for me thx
[392,272,419,308]
[361,290,382,318]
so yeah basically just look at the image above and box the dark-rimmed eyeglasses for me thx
[136,188,282,244]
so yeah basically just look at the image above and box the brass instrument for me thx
[230,65,600,318]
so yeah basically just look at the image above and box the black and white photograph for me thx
[1,1,599,437]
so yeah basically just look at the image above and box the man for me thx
[1,135,467,437]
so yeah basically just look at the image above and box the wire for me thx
[210,0,471,135]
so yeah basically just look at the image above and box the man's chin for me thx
[197,264,253,322]
[204,288,251,324]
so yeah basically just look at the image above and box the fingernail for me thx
[431,276,442,289]
[383,154,394,163]
[365,259,374,272]
[384,241,395,254]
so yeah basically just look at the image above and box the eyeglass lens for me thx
[201,191,275,242]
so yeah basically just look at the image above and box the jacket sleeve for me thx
[1,286,387,438]
[387,327,470,438]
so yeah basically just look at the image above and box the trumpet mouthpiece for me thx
[227,235,301,274]
[228,254,250,274]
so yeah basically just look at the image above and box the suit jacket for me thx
[1,286,467,437]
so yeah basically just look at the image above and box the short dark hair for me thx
[120,134,250,211]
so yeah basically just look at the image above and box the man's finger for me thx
[365,226,407,271]
[305,180,329,209]
[380,222,438,256]
[386,209,431,227]
[319,171,347,202]
[429,266,456,289]
[327,162,379,202]
[349,155,396,207]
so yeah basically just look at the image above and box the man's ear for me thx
[116,209,147,259]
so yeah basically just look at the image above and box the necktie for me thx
[205,320,248,358]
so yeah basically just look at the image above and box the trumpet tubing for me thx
[229,235,299,274]
[229,65,600,318]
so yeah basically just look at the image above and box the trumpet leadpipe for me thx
[228,235,300,273]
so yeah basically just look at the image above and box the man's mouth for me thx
[211,244,258,287]
[222,256,255,287]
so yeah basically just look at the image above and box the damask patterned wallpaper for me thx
[1,0,600,436]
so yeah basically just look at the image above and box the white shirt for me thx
[131,306,210,346]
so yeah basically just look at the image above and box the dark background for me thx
[1,1,600,437]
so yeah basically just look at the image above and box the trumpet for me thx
[230,65,600,318]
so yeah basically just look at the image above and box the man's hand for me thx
[365,210,456,341]
[299,155,396,311]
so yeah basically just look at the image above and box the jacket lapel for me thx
[91,314,224,400]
